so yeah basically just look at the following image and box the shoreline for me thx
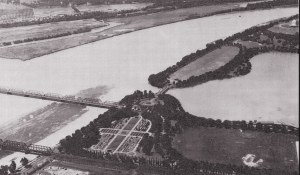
[0,4,297,61]
[0,86,110,160]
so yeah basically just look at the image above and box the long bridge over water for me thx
[0,139,53,156]
[0,87,125,109]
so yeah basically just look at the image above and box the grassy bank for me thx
[0,4,241,60]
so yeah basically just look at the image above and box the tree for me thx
[8,161,16,173]
[20,157,29,167]
[0,165,9,175]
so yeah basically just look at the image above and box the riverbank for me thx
[0,86,110,160]
[0,4,296,61]
[0,7,299,171]
[0,4,240,60]
[149,13,299,88]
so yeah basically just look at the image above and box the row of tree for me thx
[58,90,298,174]
[148,14,299,88]
[0,157,28,175]
[2,27,92,46]
[136,94,299,174]
[58,92,139,154]
[159,94,299,136]
[0,8,139,28]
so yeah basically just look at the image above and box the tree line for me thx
[2,27,93,46]
[135,94,299,175]
[0,157,29,175]
[0,8,138,28]
[148,14,299,88]
[57,91,298,175]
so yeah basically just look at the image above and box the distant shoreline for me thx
[0,4,297,61]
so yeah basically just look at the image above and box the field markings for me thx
[91,116,152,154]
[113,116,142,154]
[102,118,132,152]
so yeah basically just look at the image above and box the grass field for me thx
[0,4,240,60]
[170,46,240,81]
[33,3,152,17]
[0,19,106,43]
[172,127,298,171]
[268,19,299,35]
[108,4,240,31]
[235,39,262,48]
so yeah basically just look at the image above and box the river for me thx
[0,7,298,165]
[169,52,299,126]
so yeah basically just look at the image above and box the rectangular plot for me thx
[118,136,142,153]
[90,134,114,151]
[106,135,126,152]
[123,117,140,130]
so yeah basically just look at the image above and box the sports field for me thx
[169,46,240,81]
[172,127,298,171]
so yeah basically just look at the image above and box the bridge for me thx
[0,87,125,109]
[156,84,173,96]
[0,139,53,156]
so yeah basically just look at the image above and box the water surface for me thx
[0,7,298,165]
[169,52,299,126]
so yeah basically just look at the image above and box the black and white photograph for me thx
[0,0,299,174]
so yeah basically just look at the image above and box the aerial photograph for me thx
[0,0,298,174]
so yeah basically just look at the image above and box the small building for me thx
[290,19,299,27]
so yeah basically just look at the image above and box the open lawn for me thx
[172,127,299,171]
[170,46,240,81]
[108,4,240,31]
[0,19,106,43]
[268,19,299,35]
[235,39,262,48]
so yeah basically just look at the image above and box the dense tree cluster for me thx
[59,108,136,154]
[58,92,142,154]
[56,90,298,174]
[136,94,299,174]
[0,161,17,175]
[148,14,299,88]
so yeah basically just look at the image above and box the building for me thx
[290,19,299,27]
